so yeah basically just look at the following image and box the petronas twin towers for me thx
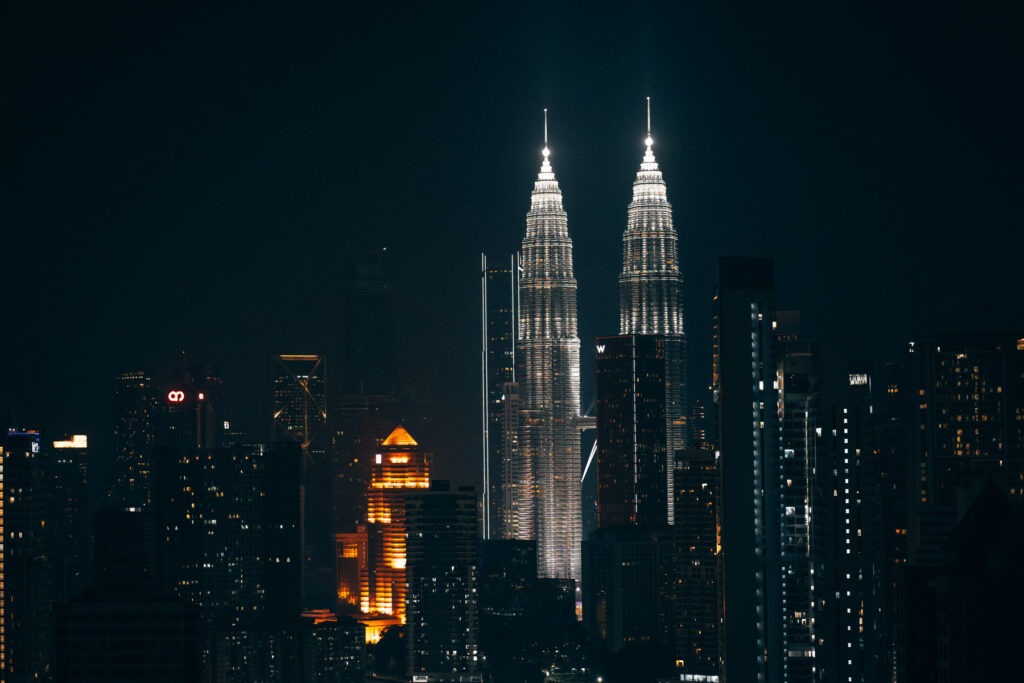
[512,103,684,581]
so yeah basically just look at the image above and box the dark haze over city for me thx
[2,2,1022,487]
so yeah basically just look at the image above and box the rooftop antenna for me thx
[544,108,548,145]
[646,96,651,136]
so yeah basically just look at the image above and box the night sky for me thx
[3,3,1022,487]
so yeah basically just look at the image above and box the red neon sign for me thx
[168,390,186,403]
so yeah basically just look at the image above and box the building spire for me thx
[539,108,553,175]
[644,97,655,160]
[646,96,652,137]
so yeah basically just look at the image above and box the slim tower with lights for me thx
[515,112,583,581]
[596,100,687,528]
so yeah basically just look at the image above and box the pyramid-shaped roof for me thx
[381,425,418,447]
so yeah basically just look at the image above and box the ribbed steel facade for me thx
[515,146,582,582]
[619,139,684,337]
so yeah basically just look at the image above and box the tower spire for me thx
[645,97,654,152]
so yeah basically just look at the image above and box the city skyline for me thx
[4,4,1021,492]
[3,5,1024,680]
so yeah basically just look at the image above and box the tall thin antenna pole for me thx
[646,97,651,135]
[544,108,548,145]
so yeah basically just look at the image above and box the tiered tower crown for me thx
[618,99,684,336]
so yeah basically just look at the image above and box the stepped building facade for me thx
[514,126,583,582]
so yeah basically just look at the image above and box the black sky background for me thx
[2,2,1022,488]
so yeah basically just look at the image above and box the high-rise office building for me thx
[334,528,368,615]
[810,360,885,683]
[272,354,330,589]
[775,315,817,683]
[273,354,327,459]
[299,610,366,683]
[907,332,1024,513]
[151,366,304,681]
[481,253,519,540]
[154,438,303,682]
[898,481,1023,683]
[50,433,91,602]
[405,481,480,680]
[1,429,52,682]
[595,110,687,529]
[673,449,720,680]
[515,122,583,581]
[595,334,684,527]
[582,525,679,652]
[364,425,430,621]
[713,257,781,683]
[54,507,201,682]
[108,371,159,508]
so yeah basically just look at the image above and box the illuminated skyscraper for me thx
[108,371,159,508]
[1,429,52,682]
[364,425,430,621]
[595,105,687,530]
[515,116,582,581]
[481,253,519,540]
[619,102,685,339]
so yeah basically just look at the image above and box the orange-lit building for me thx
[364,425,430,622]
[335,527,368,614]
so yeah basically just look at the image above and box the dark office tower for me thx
[330,395,398,535]
[54,507,201,682]
[481,253,519,540]
[713,257,781,683]
[273,354,328,458]
[673,450,720,680]
[690,398,711,450]
[595,334,684,527]
[871,362,910,680]
[49,433,91,602]
[1,429,52,682]
[478,539,537,623]
[515,123,583,581]
[405,482,480,681]
[899,481,1024,683]
[108,370,159,508]
[299,611,366,683]
[273,354,330,587]
[907,332,1024,518]
[775,314,817,683]
[156,361,226,452]
[342,248,397,397]
[582,526,678,652]
[152,428,303,681]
